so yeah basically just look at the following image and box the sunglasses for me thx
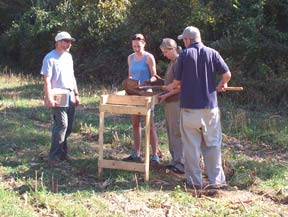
[132,36,145,41]
[62,39,73,43]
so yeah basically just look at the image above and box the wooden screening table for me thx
[98,90,158,181]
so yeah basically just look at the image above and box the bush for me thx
[0,0,287,107]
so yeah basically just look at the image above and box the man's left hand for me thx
[75,95,80,106]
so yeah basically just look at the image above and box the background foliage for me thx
[0,0,288,104]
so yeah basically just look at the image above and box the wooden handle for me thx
[139,85,167,90]
[224,87,243,91]
[139,85,243,91]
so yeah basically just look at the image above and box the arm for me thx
[43,75,55,108]
[146,53,158,82]
[73,77,80,106]
[164,79,181,92]
[158,86,180,103]
[217,71,231,92]
[127,55,132,79]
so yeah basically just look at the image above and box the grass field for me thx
[0,71,287,216]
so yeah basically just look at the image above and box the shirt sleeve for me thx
[214,51,229,74]
[175,53,183,81]
[40,55,52,77]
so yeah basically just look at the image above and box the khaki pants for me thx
[180,108,226,187]
[164,101,184,172]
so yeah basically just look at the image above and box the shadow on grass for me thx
[0,83,43,100]
[1,156,183,195]
[0,82,287,205]
[0,118,287,206]
[1,105,287,197]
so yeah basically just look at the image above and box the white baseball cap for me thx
[177,26,201,41]
[55,31,75,42]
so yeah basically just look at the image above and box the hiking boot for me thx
[122,153,143,162]
[150,155,160,164]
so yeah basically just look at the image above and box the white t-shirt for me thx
[40,49,75,91]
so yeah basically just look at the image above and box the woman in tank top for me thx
[123,33,161,164]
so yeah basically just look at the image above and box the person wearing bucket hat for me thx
[40,31,80,166]
[158,38,184,174]
[122,33,161,164]
[167,26,231,189]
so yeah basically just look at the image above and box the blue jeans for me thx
[49,99,75,161]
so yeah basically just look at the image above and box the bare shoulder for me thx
[128,53,134,62]
[128,53,134,59]
[145,51,155,59]
[145,51,155,62]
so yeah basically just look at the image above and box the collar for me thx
[187,42,203,49]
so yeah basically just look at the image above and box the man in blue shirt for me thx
[167,26,231,189]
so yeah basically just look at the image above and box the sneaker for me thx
[157,149,164,159]
[122,153,142,162]
[150,155,160,164]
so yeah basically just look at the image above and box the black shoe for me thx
[205,184,228,190]
[166,164,184,174]
[186,183,202,190]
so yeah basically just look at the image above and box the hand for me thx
[216,83,228,92]
[158,95,165,103]
[150,76,157,82]
[75,95,80,106]
[45,97,56,108]
[158,93,169,103]
[165,83,175,92]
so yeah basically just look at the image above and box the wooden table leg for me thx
[144,109,151,181]
[98,111,105,177]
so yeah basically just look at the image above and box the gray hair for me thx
[160,38,182,53]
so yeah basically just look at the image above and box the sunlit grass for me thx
[220,98,288,149]
[0,70,287,216]
[0,187,37,217]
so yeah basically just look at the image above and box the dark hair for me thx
[132,34,145,42]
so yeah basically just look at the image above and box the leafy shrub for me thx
[0,0,288,106]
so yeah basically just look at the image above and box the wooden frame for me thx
[98,90,158,181]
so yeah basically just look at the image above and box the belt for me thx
[63,88,73,92]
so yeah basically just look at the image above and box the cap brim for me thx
[177,35,183,40]
[67,38,76,42]
[55,38,76,42]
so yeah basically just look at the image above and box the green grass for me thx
[0,187,38,217]
[0,71,287,216]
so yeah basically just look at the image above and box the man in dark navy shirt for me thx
[167,26,231,189]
